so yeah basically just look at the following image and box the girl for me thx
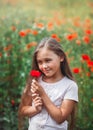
[18,37,78,130]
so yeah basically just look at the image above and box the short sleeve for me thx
[64,82,78,102]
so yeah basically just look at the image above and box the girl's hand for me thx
[31,80,43,111]
[31,79,44,96]
[32,93,43,112]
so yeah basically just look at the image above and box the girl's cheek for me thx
[38,65,42,71]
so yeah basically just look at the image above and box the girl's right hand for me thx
[32,93,43,112]
[31,81,43,112]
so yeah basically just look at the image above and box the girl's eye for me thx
[46,59,51,62]
[37,61,42,65]
[37,59,52,65]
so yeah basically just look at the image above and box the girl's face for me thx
[36,48,64,80]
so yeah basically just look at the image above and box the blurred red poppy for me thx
[66,33,78,41]
[87,61,93,67]
[31,30,38,35]
[83,36,90,43]
[85,29,92,35]
[73,68,80,74]
[51,34,60,42]
[19,30,26,37]
[82,54,90,61]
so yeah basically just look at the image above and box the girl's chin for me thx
[44,73,53,78]
[42,71,53,77]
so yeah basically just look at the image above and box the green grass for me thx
[0,0,92,19]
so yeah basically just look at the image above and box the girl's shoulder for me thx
[63,76,77,84]
[63,77,78,102]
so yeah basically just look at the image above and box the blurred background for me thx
[0,0,93,130]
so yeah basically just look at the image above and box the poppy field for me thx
[0,0,93,130]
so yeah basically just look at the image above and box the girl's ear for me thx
[60,56,64,62]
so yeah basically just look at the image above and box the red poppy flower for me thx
[19,30,26,37]
[30,70,41,78]
[66,34,73,41]
[73,68,80,74]
[51,34,60,42]
[82,54,90,61]
[85,29,92,35]
[87,61,93,67]
[83,36,90,44]
[66,33,78,41]
[47,22,54,31]
[3,45,13,51]
[31,30,38,35]
[90,67,93,72]
[36,23,44,28]
[26,42,37,50]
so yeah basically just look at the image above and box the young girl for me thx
[18,37,78,130]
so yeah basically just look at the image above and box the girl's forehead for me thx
[36,48,59,60]
[37,48,53,55]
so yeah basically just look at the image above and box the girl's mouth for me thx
[43,69,50,74]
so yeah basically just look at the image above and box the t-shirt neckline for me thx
[39,76,66,86]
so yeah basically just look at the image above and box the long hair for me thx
[18,37,76,130]
[32,37,74,80]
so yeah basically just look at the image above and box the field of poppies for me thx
[0,0,93,130]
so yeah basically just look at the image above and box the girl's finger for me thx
[33,99,43,106]
[30,88,36,93]
[33,96,42,101]
[32,93,39,97]
[31,83,38,90]
[32,80,39,87]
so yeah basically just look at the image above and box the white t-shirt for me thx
[28,76,78,130]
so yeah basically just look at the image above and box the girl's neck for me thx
[42,74,64,83]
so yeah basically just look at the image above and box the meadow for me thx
[0,0,93,130]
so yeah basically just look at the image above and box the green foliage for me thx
[0,0,93,130]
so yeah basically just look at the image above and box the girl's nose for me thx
[42,64,48,68]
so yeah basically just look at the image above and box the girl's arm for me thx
[18,88,42,118]
[41,92,76,124]
[31,80,76,124]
